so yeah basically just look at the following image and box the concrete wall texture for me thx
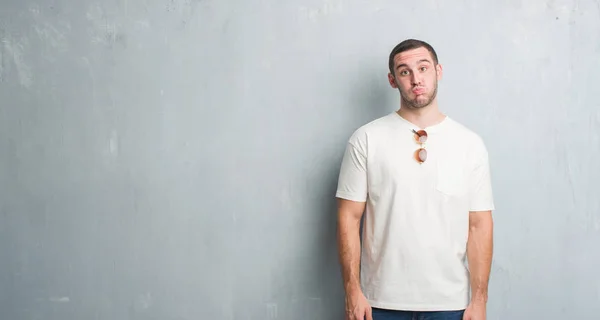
[1,0,599,319]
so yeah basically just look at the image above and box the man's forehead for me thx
[394,48,433,66]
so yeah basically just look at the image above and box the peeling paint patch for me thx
[133,292,153,312]
[86,3,126,48]
[0,36,33,88]
[298,0,344,21]
[266,303,278,319]
[49,296,70,303]
[109,130,119,156]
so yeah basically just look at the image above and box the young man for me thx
[335,39,495,320]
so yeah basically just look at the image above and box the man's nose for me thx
[411,74,421,86]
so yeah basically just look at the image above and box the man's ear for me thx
[436,64,443,80]
[388,73,398,88]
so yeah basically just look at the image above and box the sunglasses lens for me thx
[415,148,427,163]
[419,149,427,161]
[414,129,428,143]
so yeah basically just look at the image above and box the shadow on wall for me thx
[302,64,394,318]
[354,63,396,123]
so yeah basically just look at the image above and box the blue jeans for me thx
[372,307,465,320]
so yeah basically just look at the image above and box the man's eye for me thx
[420,67,427,71]
[400,70,409,76]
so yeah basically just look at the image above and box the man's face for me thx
[388,47,442,109]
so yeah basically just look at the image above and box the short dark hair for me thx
[388,39,439,73]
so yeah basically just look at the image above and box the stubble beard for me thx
[400,81,438,109]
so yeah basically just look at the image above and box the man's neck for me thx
[397,102,446,129]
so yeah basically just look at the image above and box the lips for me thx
[413,87,425,95]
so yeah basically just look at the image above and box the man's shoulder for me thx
[445,117,489,154]
[347,113,396,142]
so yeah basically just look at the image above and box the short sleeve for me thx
[335,135,368,202]
[469,142,495,212]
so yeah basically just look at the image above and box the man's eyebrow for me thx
[396,59,432,69]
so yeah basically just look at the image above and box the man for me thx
[335,39,495,320]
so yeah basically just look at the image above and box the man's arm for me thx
[335,133,371,319]
[467,210,494,303]
[337,198,373,320]
[464,138,494,320]
[336,198,366,294]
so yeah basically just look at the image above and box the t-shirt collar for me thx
[392,111,449,134]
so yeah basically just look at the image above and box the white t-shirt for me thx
[336,111,495,311]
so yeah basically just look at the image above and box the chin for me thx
[414,97,430,104]
[411,98,433,108]
[401,92,433,109]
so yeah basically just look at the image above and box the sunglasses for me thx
[412,129,428,163]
